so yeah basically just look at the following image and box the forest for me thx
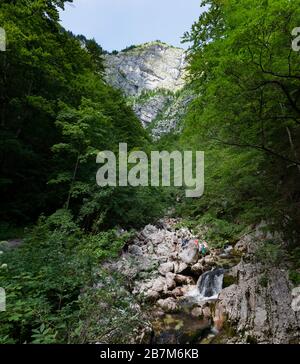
[0,0,300,344]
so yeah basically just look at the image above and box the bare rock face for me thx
[214,231,300,344]
[105,42,186,96]
[104,42,193,138]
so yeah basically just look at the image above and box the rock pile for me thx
[108,219,224,314]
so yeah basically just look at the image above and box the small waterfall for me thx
[184,268,224,302]
[197,268,224,299]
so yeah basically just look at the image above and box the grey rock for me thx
[179,240,199,264]
[191,307,203,318]
[174,274,194,285]
[128,245,143,256]
[104,42,193,139]
[151,277,166,293]
[216,261,300,343]
[191,262,204,275]
[105,43,186,97]
[158,262,174,276]
[174,261,188,274]
[165,272,176,291]
[157,297,179,313]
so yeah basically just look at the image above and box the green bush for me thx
[289,270,300,286]
[255,242,285,266]
[0,211,139,343]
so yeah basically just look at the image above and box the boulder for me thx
[128,245,143,256]
[174,261,188,274]
[151,230,166,245]
[151,277,166,293]
[191,262,204,275]
[141,224,158,238]
[158,262,174,275]
[235,239,248,253]
[170,286,189,298]
[179,241,198,264]
[202,306,212,319]
[144,289,160,302]
[164,272,176,291]
[157,297,179,313]
[204,255,215,265]
[191,307,203,318]
[174,274,194,286]
[155,241,176,257]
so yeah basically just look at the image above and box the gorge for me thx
[1,1,300,346]
[101,43,300,344]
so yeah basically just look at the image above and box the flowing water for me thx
[152,268,225,343]
[197,268,224,299]
[184,268,225,302]
[151,312,211,344]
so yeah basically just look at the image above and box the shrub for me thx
[0,211,139,343]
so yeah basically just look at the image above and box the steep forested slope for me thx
[0,0,300,345]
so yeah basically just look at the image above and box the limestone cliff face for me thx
[104,42,192,138]
[105,42,186,96]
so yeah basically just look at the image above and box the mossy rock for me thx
[223,274,238,288]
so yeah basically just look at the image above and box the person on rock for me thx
[201,241,209,256]
[194,239,202,253]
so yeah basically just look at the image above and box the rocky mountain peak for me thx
[104,41,192,139]
[104,41,187,96]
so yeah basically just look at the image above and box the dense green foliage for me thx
[1,0,300,344]
[178,0,300,246]
[0,210,146,343]
[0,0,165,231]
[0,0,168,343]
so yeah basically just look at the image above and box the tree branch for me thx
[210,136,300,167]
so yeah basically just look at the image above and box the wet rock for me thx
[171,286,191,298]
[191,307,203,318]
[224,245,233,254]
[174,274,194,286]
[202,306,211,319]
[191,262,204,275]
[213,305,226,332]
[203,255,215,266]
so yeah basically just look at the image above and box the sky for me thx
[59,0,203,52]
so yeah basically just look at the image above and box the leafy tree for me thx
[181,0,300,237]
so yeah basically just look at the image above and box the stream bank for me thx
[105,218,300,344]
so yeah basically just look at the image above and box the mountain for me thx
[104,41,193,139]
